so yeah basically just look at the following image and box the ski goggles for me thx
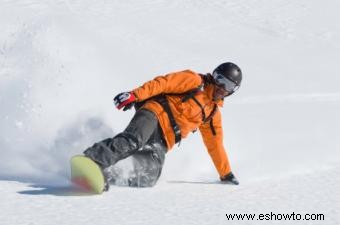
[212,72,239,93]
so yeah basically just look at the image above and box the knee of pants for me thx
[112,132,140,156]
[128,152,163,187]
[142,142,166,164]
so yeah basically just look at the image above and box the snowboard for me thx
[70,155,105,194]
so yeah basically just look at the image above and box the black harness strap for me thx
[190,96,206,122]
[210,118,216,136]
[188,96,218,122]
[154,95,182,144]
[181,85,202,102]
[186,95,218,136]
[205,104,218,123]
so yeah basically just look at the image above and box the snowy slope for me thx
[0,0,339,224]
[0,166,339,225]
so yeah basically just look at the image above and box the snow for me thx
[1,166,339,225]
[0,0,339,224]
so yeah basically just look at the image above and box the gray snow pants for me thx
[84,109,167,187]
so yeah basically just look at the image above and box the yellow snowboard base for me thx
[70,155,105,194]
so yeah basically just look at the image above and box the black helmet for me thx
[213,62,242,85]
[212,62,242,95]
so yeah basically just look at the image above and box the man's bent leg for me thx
[84,109,159,169]
[127,126,167,187]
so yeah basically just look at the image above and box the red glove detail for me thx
[113,92,136,110]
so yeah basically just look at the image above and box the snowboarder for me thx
[84,62,242,189]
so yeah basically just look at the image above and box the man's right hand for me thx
[113,92,136,111]
[220,172,239,185]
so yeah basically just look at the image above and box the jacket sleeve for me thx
[132,70,202,101]
[199,109,232,178]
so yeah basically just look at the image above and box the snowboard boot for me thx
[102,167,114,191]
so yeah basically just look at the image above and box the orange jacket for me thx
[132,70,232,177]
